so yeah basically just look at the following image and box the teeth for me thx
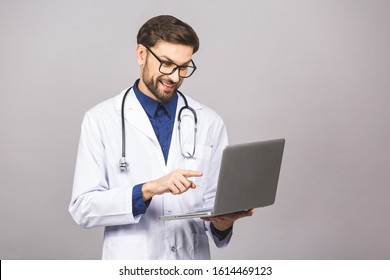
[161,81,175,87]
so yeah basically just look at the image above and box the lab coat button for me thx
[170,246,177,253]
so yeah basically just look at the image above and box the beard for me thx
[142,64,183,103]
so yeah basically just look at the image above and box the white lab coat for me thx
[69,87,231,259]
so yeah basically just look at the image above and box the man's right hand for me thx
[141,169,203,201]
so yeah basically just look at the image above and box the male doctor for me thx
[69,15,253,260]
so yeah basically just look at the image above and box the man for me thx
[69,15,253,260]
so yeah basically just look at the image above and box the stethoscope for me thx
[119,86,198,171]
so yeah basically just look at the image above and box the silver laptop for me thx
[160,138,285,221]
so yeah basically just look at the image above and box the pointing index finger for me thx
[180,170,203,178]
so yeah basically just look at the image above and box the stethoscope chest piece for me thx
[119,156,129,171]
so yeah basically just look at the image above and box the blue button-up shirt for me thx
[133,80,178,163]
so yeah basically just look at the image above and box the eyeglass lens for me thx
[159,62,196,78]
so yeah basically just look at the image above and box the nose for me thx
[168,69,180,83]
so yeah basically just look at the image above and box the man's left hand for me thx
[202,209,254,231]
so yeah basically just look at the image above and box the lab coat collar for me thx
[113,87,157,142]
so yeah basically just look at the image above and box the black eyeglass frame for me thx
[145,46,197,78]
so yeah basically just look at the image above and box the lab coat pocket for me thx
[193,233,211,260]
[103,234,146,260]
[184,145,212,188]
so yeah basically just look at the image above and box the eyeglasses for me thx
[145,46,197,78]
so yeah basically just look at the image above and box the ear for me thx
[136,44,146,66]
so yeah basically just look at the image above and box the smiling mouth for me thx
[160,80,176,90]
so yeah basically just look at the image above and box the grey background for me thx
[1,0,389,259]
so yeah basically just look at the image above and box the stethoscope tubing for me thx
[119,86,197,171]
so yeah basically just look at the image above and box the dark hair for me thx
[137,15,199,54]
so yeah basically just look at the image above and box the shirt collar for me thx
[133,79,178,119]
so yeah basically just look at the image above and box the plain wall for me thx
[0,0,389,259]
